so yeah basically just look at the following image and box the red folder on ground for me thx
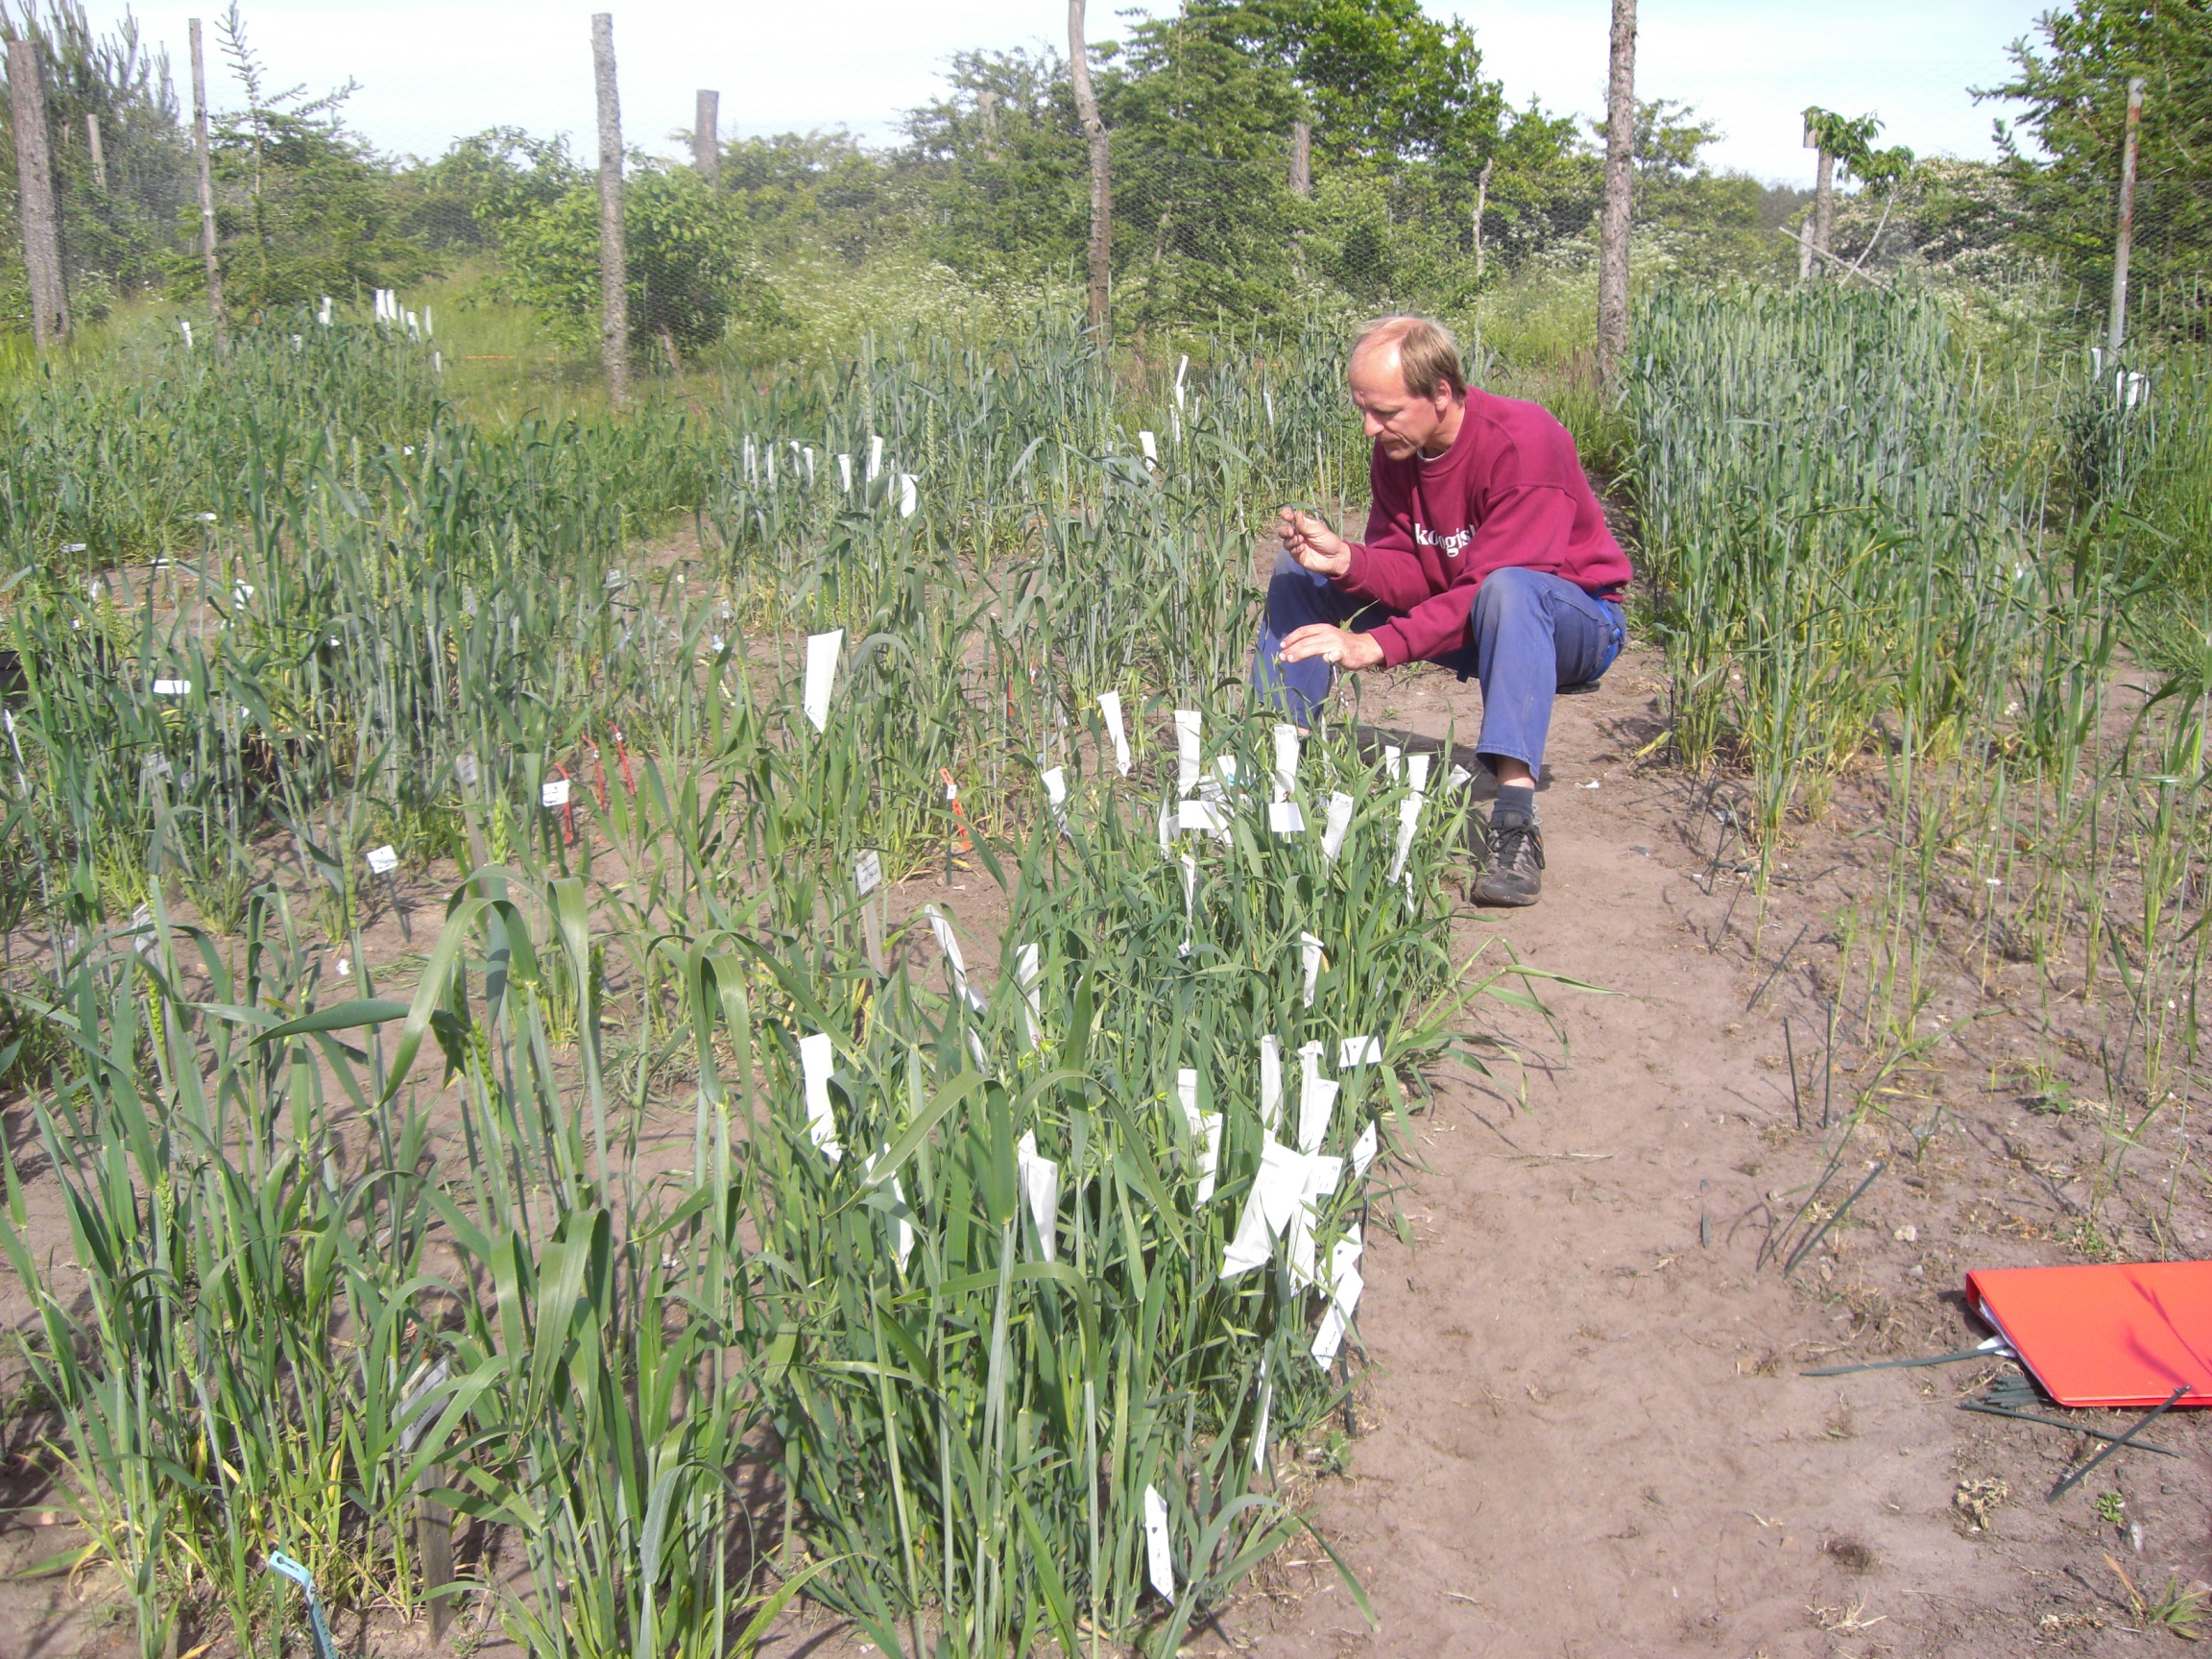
[1965,1262,2212,1409]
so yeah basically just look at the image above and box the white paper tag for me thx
[1387,794,1423,882]
[1447,763,1473,791]
[454,752,478,787]
[1220,1187,1274,1278]
[1253,1357,1273,1471]
[1300,932,1325,1007]
[1097,690,1131,775]
[1016,1130,1060,1261]
[1267,800,1305,835]
[1173,709,1202,795]
[1254,1138,1308,1236]
[365,845,398,876]
[153,678,189,696]
[541,778,571,808]
[1157,794,1174,855]
[1338,1034,1381,1069]
[1350,1118,1379,1178]
[1320,791,1355,862]
[1015,943,1043,1049]
[924,905,982,1012]
[900,474,918,518]
[1382,744,1402,781]
[1271,723,1300,799]
[1407,752,1431,796]
[837,453,853,492]
[1174,1069,1222,1204]
[802,629,843,732]
[868,434,883,482]
[1143,1485,1174,1600]
[1259,1035,1283,1134]
[1042,765,1068,829]
[799,1032,841,1164]
[1178,800,1224,836]
[854,849,882,898]
[1139,430,1159,464]
[1299,1075,1339,1158]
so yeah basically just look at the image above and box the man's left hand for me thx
[1278,625,1383,671]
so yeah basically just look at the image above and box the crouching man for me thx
[1253,315,1631,907]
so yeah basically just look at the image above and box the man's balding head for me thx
[1346,315,1468,460]
[1349,316,1467,402]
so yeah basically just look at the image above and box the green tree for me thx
[0,0,192,325]
[1980,0,2212,335]
[199,3,426,311]
[490,163,781,359]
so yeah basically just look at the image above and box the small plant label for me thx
[1339,1035,1381,1068]
[857,850,887,975]
[1219,1183,1274,1279]
[454,752,478,787]
[1259,1034,1284,1133]
[153,678,190,696]
[365,846,399,876]
[1267,800,1305,835]
[1143,1485,1175,1600]
[1041,765,1068,830]
[1350,1118,1379,1178]
[1382,744,1402,781]
[1407,752,1431,796]
[1299,1073,1339,1158]
[1157,794,1174,855]
[1271,723,1300,798]
[1447,763,1473,791]
[1178,799,1225,836]
[1016,1129,1059,1261]
[1173,1070,1221,1204]
[867,434,884,482]
[899,474,918,518]
[1253,1357,1273,1471]
[541,779,571,808]
[1386,795,1422,883]
[1320,791,1355,861]
[1300,932,1324,1007]
[1015,942,1043,1049]
[1096,690,1131,775]
[1139,429,1158,466]
[1173,709,1202,794]
[802,629,843,732]
[837,453,852,492]
[799,1032,841,1165]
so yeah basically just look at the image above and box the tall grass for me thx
[0,304,1534,1657]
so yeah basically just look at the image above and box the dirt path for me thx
[1226,649,2211,1658]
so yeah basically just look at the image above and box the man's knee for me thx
[1267,552,1334,625]
[1473,564,1545,630]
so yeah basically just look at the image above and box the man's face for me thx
[1348,347,1451,460]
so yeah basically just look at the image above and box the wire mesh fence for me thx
[0,7,2203,380]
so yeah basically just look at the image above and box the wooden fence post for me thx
[188,19,226,346]
[85,112,106,192]
[694,88,719,188]
[1068,0,1111,336]
[2107,75,2146,355]
[1595,0,1636,391]
[8,39,68,351]
[591,13,630,403]
[1289,120,1310,199]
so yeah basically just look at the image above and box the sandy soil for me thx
[3,643,2206,1659]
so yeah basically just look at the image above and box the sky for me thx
[114,1,2055,184]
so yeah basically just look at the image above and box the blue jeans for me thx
[1251,555,1625,773]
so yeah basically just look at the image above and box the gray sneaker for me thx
[1471,807,1544,906]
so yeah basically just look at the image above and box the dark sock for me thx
[1493,784,1535,822]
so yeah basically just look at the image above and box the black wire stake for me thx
[2047,1385,2191,1501]
[1746,921,1811,1013]
[1783,1160,1887,1276]
[1784,1018,1802,1131]
[1960,1398,2183,1458]
[1803,1340,2008,1378]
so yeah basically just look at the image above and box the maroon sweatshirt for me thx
[1336,388,1632,667]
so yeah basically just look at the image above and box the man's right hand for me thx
[1278,508,1351,578]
